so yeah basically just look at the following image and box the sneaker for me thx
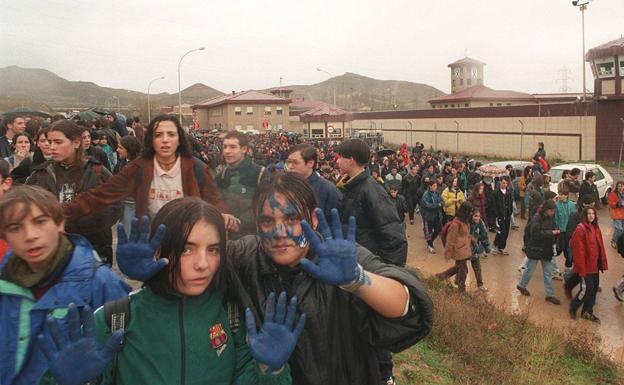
[581,312,600,323]
[415,208,420,214]
[410,220,414,225]
[427,246,436,254]
[569,306,577,319]
[450,282,459,289]
[611,240,617,249]
[517,265,527,273]
[517,285,530,296]
[545,296,561,305]
[613,286,624,302]
[497,248,509,256]
[384,376,396,385]
[551,272,563,281]
[478,286,488,292]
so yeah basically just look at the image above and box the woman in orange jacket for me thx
[435,201,474,291]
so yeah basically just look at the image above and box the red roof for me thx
[586,37,624,61]
[299,105,352,123]
[192,90,290,109]
[448,57,486,68]
[429,85,535,103]
[289,98,333,111]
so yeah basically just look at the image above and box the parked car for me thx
[548,163,613,203]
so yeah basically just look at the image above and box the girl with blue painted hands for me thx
[39,197,305,385]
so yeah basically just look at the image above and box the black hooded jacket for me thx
[340,171,408,266]
[226,236,433,385]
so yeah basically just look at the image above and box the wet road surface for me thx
[405,207,624,362]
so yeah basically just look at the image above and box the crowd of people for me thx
[0,109,622,385]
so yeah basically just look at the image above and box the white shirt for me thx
[148,157,184,218]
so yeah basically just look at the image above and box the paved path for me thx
[405,206,624,362]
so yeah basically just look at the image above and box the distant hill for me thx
[268,72,444,110]
[0,66,224,113]
[0,66,443,114]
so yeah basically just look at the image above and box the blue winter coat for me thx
[307,171,342,219]
[420,189,443,222]
[0,234,130,385]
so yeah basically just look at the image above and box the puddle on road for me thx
[405,208,624,363]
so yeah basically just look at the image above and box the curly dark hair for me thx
[142,115,192,159]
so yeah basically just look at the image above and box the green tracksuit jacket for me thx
[94,287,290,385]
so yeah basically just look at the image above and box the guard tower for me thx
[448,57,486,93]
[586,37,624,99]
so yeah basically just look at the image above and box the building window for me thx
[276,106,283,115]
[506,103,511,106]
[432,105,436,109]
[451,104,455,108]
[264,106,271,115]
[444,104,448,108]
[595,58,615,78]
[464,103,469,107]
[246,106,253,115]
[234,106,242,116]
[497,103,502,106]
[490,103,494,106]
[620,56,624,77]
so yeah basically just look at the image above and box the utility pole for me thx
[556,66,571,93]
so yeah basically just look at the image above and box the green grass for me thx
[393,276,623,385]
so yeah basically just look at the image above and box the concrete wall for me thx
[348,115,595,161]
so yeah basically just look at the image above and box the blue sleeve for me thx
[91,266,131,310]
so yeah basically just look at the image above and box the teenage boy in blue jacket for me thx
[0,185,130,385]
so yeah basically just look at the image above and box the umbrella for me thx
[477,164,508,178]
[6,107,51,118]
[88,107,110,116]
[71,110,102,122]
[377,149,396,158]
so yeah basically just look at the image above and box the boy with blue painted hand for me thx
[0,186,130,385]
[117,172,433,385]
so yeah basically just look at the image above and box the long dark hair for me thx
[456,201,473,223]
[48,119,85,165]
[146,197,227,298]
[142,115,192,159]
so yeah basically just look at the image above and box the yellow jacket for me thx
[442,187,465,217]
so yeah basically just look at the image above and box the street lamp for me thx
[518,119,525,159]
[572,0,592,101]
[112,96,120,112]
[178,47,205,123]
[316,68,336,106]
[147,76,165,123]
[454,120,460,154]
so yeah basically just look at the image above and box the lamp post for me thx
[112,96,120,112]
[454,120,460,154]
[316,68,336,106]
[178,47,205,123]
[147,76,165,123]
[518,119,525,159]
[572,0,592,101]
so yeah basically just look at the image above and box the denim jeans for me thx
[518,258,554,297]
[612,219,624,244]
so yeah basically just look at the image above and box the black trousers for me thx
[494,216,511,251]
[570,273,600,315]
[406,194,419,221]
[376,349,393,380]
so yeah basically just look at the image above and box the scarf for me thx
[4,235,73,289]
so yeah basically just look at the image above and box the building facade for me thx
[192,90,290,132]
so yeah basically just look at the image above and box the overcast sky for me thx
[1,0,623,95]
